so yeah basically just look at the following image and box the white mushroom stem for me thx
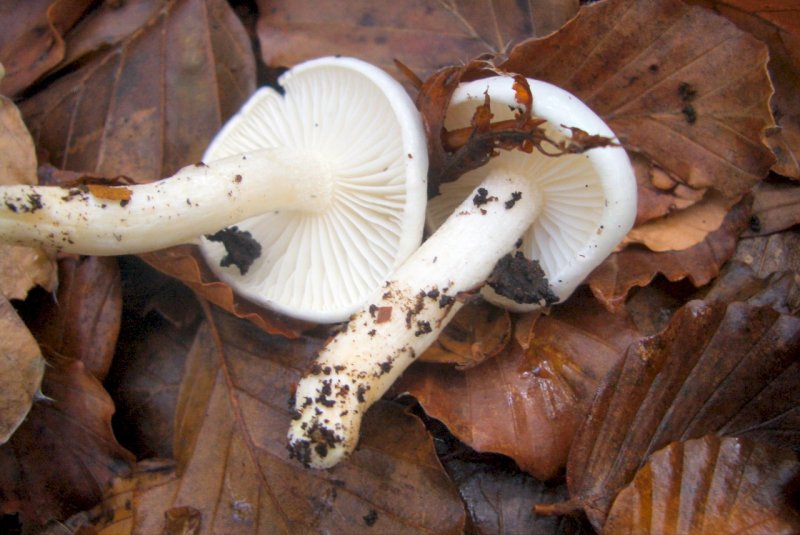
[0,148,333,255]
[287,170,541,468]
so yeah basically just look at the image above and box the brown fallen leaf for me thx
[745,179,800,236]
[400,288,637,481]
[604,436,800,534]
[632,153,707,227]
[0,296,44,444]
[418,301,511,368]
[0,96,57,299]
[733,230,800,276]
[704,260,800,315]
[500,0,776,200]
[20,0,255,180]
[565,300,800,530]
[689,0,800,178]
[119,307,465,533]
[588,197,751,312]
[140,245,312,338]
[445,457,582,535]
[0,0,93,97]
[0,350,134,530]
[623,190,731,252]
[22,256,122,381]
[256,0,579,91]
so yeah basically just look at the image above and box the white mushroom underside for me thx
[200,60,426,321]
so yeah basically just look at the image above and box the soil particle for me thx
[205,226,262,275]
[487,251,559,305]
[505,191,522,209]
[472,187,497,206]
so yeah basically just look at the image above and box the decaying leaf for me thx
[604,436,800,534]
[0,296,44,444]
[689,0,800,178]
[140,246,312,338]
[632,153,707,227]
[20,0,255,181]
[623,191,731,252]
[418,301,511,368]
[23,256,122,381]
[0,0,93,97]
[746,179,800,236]
[500,0,776,200]
[733,230,800,276]
[257,0,579,91]
[401,289,637,481]
[704,260,800,315]
[0,351,134,529]
[565,300,800,530]
[589,197,751,311]
[445,458,581,535]
[123,308,465,533]
[0,95,57,299]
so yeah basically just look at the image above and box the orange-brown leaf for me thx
[604,436,800,534]
[746,179,800,236]
[0,351,134,529]
[401,288,637,480]
[20,0,255,181]
[588,197,751,312]
[566,300,800,530]
[501,0,776,200]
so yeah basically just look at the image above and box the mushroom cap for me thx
[199,57,428,323]
[427,77,636,311]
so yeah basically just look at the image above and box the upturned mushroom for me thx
[287,76,637,468]
[0,57,428,322]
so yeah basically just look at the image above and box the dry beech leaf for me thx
[20,0,255,180]
[445,458,582,535]
[588,197,751,312]
[733,230,800,276]
[23,256,122,381]
[623,191,731,252]
[565,300,800,530]
[140,246,312,338]
[0,350,134,529]
[746,179,800,236]
[126,308,464,534]
[0,0,93,96]
[500,0,776,200]
[0,296,44,444]
[689,0,800,178]
[400,288,638,481]
[418,301,511,368]
[257,0,579,90]
[632,153,707,227]
[604,436,800,534]
[0,96,57,299]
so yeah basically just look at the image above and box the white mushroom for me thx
[287,76,637,469]
[0,57,428,322]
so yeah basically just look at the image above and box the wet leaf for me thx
[418,301,511,369]
[256,0,579,90]
[623,191,731,252]
[733,230,800,276]
[704,260,800,315]
[688,0,800,178]
[140,245,312,338]
[23,256,122,381]
[588,197,751,311]
[501,0,776,200]
[0,296,44,444]
[112,308,465,533]
[445,458,582,535]
[566,300,800,529]
[0,96,57,299]
[0,0,93,97]
[401,288,637,481]
[20,0,255,180]
[604,436,800,534]
[0,351,134,530]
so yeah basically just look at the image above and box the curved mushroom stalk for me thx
[288,172,540,468]
[0,148,331,255]
[288,76,638,469]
